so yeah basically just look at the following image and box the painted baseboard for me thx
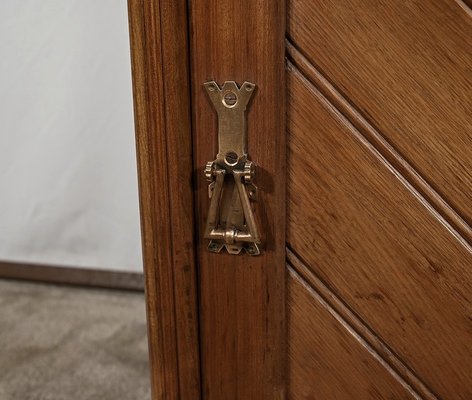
[0,261,144,291]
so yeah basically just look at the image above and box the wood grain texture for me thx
[288,266,419,400]
[288,0,472,225]
[286,41,472,246]
[287,249,437,400]
[189,0,286,398]
[128,1,201,398]
[0,261,144,291]
[287,66,472,399]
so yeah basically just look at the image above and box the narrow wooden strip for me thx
[128,3,180,397]
[286,40,472,246]
[189,0,286,398]
[0,261,144,291]
[287,249,439,400]
[157,1,202,398]
[128,0,201,399]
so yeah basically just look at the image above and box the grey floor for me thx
[0,279,151,400]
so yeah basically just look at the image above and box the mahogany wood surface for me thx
[128,1,200,398]
[288,0,472,226]
[189,0,286,398]
[287,267,418,400]
[287,66,472,399]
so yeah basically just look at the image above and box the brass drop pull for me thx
[203,80,261,256]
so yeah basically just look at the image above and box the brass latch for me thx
[203,80,261,256]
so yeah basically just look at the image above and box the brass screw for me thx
[223,91,237,107]
[224,151,239,166]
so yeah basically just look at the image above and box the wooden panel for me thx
[0,261,144,291]
[288,267,418,400]
[286,42,472,244]
[288,0,472,225]
[189,1,286,398]
[288,249,437,400]
[287,67,472,399]
[128,1,200,398]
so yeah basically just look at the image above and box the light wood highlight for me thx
[287,66,472,399]
[189,0,286,398]
[128,1,201,398]
[288,0,472,225]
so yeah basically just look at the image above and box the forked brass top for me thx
[204,81,256,167]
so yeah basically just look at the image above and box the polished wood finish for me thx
[287,66,472,398]
[128,1,200,398]
[189,0,286,398]
[0,261,144,291]
[288,249,437,400]
[288,0,472,226]
[288,266,418,400]
[286,41,472,245]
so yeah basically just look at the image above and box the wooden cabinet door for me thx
[128,0,472,399]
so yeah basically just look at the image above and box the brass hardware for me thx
[203,80,261,256]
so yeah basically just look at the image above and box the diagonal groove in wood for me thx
[287,247,440,400]
[285,39,472,248]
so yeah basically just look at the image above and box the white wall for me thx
[0,1,142,272]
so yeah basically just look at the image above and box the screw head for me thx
[223,91,238,107]
[224,151,239,166]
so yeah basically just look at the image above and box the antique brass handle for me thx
[203,80,261,256]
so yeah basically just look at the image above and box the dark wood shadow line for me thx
[0,260,144,291]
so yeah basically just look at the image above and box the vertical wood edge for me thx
[189,0,286,398]
[127,1,201,399]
